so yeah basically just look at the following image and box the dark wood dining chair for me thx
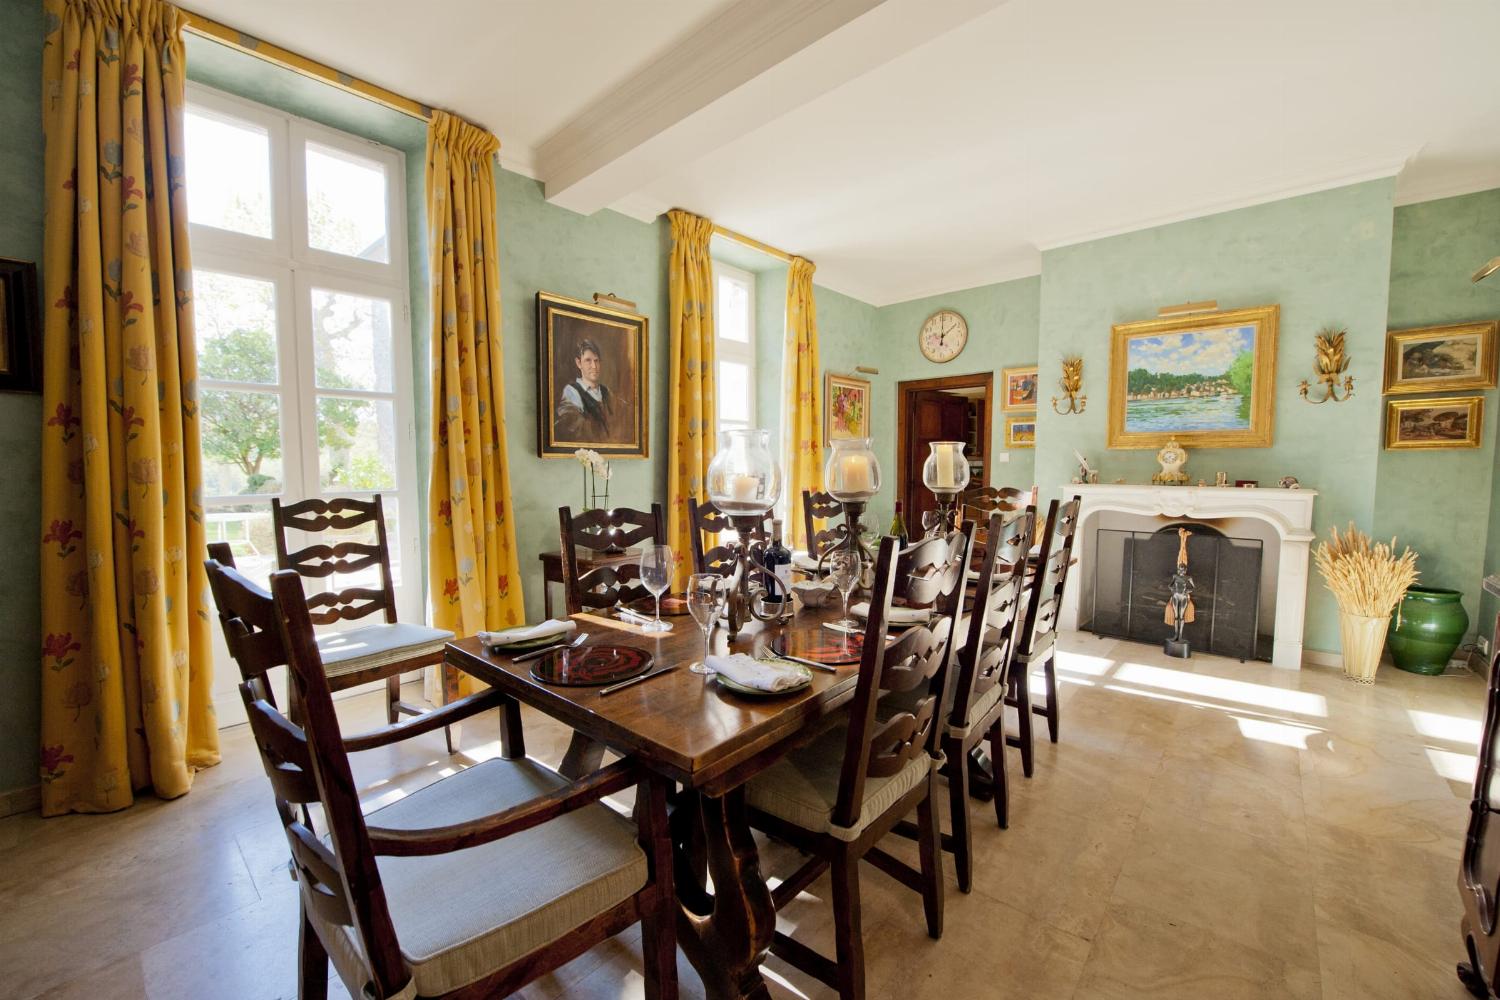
[684,497,769,578]
[559,504,666,614]
[745,529,972,1000]
[959,485,1033,522]
[225,563,679,1000]
[1006,496,1081,776]
[1459,619,1500,999]
[270,496,453,734]
[798,489,845,572]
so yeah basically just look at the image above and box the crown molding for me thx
[1035,150,1416,252]
[1394,164,1500,207]
[836,251,1043,308]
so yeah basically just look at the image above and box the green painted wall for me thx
[872,276,1042,493]
[0,0,45,797]
[1377,189,1500,640]
[1033,180,1397,654]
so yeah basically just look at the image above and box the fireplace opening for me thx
[1084,522,1271,661]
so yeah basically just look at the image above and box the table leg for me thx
[558,731,607,780]
[674,787,775,1000]
[967,745,996,801]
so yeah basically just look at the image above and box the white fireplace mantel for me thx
[1059,483,1318,668]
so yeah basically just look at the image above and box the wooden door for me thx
[904,390,970,525]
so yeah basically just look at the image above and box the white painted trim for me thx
[840,251,1043,308]
[1394,167,1500,208]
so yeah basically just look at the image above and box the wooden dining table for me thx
[445,600,867,1000]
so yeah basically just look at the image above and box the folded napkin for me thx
[706,653,807,692]
[849,601,931,625]
[478,619,576,646]
[793,552,825,572]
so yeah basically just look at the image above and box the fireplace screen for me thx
[1086,524,1269,661]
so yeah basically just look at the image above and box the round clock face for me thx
[919,309,968,363]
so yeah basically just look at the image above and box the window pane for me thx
[195,270,278,384]
[318,396,397,490]
[204,504,277,587]
[716,275,750,343]
[306,142,390,262]
[312,288,393,392]
[185,108,272,238]
[719,361,751,423]
[200,389,284,496]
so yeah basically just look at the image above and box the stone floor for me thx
[1,632,1485,999]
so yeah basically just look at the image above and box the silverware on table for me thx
[598,665,677,696]
[771,652,838,674]
[510,631,588,663]
[616,607,654,625]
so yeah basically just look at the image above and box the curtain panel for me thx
[665,210,717,590]
[38,0,220,815]
[782,256,822,551]
[426,111,525,695]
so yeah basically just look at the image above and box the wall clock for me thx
[919,309,968,363]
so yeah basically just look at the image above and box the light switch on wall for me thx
[995,452,1010,463]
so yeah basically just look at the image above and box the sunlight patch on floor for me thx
[1408,708,1482,746]
[1114,662,1328,717]
[1056,652,1117,677]
[1425,746,1478,783]
[1233,715,1323,749]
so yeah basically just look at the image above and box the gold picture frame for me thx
[1382,321,1498,395]
[824,372,871,441]
[1385,396,1483,450]
[536,291,649,458]
[1108,304,1278,449]
[1001,365,1038,411]
[1004,413,1035,449]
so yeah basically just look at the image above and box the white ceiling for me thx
[186,0,1500,306]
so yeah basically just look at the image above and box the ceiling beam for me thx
[538,0,1011,217]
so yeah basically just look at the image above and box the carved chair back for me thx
[1461,629,1500,985]
[686,497,770,578]
[833,525,975,830]
[801,490,845,560]
[559,504,666,614]
[272,496,398,627]
[949,509,1034,730]
[205,543,287,706]
[1015,497,1081,657]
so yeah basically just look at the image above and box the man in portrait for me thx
[555,337,632,444]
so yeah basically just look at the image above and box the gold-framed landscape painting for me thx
[1004,413,1035,449]
[1385,396,1483,450]
[1383,321,1498,395]
[825,372,871,440]
[1001,365,1038,411]
[536,291,649,458]
[1108,304,1278,449]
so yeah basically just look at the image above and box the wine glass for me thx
[921,509,943,538]
[828,549,860,630]
[687,572,726,674]
[638,544,674,633]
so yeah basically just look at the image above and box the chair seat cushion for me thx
[319,758,647,996]
[952,680,1005,738]
[316,622,454,678]
[746,725,933,843]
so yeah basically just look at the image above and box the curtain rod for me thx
[710,223,795,264]
[180,8,435,124]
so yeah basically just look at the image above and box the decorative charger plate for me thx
[529,644,652,687]
[715,659,813,698]
[776,631,864,665]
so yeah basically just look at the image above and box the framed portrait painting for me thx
[536,291,648,458]
[0,258,41,394]
[825,372,870,441]
[1001,365,1037,411]
[1383,321,1498,395]
[1107,304,1278,449]
[1385,396,1483,450]
[1004,413,1035,449]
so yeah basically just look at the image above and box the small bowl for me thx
[792,580,837,608]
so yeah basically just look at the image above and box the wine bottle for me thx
[762,518,793,600]
[889,501,908,546]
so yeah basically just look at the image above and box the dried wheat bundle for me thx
[1314,522,1419,618]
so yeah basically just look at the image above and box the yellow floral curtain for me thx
[782,256,822,551]
[427,111,524,689]
[666,210,717,590]
[39,0,219,816]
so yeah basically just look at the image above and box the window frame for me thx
[711,260,758,433]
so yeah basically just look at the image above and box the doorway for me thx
[896,372,993,528]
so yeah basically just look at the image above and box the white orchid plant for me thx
[573,448,612,510]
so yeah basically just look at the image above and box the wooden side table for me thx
[537,547,642,618]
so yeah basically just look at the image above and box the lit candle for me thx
[839,453,871,494]
[933,444,958,489]
[731,474,758,502]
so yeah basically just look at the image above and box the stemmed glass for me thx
[828,549,860,631]
[687,572,727,675]
[921,509,943,538]
[638,544,674,633]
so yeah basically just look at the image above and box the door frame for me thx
[896,371,994,519]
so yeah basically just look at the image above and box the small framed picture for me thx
[0,258,41,394]
[824,372,871,440]
[536,291,648,458]
[1385,396,1483,450]
[1004,413,1035,449]
[1001,365,1038,411]
[1383,322,1498,395]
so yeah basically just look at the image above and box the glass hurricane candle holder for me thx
[707,428,782,516]
[822,437,880,580]
[922,440,971,531]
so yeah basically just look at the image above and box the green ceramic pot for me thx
[1387,587,1469,676]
